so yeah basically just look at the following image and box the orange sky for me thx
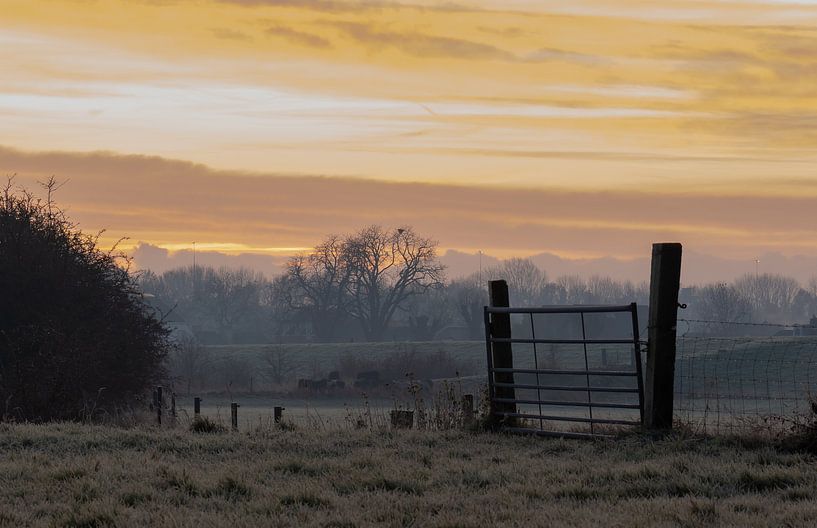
[2,0,817,272]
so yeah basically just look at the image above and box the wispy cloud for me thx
[328,21,515,60]
[3,146,816,262]
[266,25,332,48]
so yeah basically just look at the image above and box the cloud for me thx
[218,0,364,11]
[211,27,254,41]
[2,145,816,273]
[329,21,516,60]
[266,25,332,48]
[132,243,287,276]
[216,0,477,14]
[523,48,609,65]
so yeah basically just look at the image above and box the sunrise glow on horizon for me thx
[3,0,817,274]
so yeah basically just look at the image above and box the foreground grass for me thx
[1,423,817,527]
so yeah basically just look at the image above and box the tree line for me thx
[139,225,817,343]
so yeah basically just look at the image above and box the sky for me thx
[2,0,817,280]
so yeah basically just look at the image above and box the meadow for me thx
[2,422,817,527]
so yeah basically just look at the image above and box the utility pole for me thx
[478,250,483,284]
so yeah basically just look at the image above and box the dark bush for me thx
[0,180,169,421]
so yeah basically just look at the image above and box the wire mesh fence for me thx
[674,319,817,436]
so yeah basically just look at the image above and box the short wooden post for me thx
[273,406,284,424]
[462,394,474,426]
[488,280,516,425]
[156,386,163,426]
[231,403,239,432]
[171,391,176,418]
[645,243,683,430]
[194,397,201,416]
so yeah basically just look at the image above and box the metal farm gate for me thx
[484,303,645,438]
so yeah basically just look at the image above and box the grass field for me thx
[2,423,817,527]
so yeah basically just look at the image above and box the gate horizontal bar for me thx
[491,367,638,377]
[486,305,635,314]
[492,382,640,393]
[493,397,641,409]
[489,337,636,345]
[494,411,641,426]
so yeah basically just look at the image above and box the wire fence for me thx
[674,319,817,436]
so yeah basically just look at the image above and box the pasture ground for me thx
[2,423,817,527]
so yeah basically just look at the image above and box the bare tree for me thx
[170,335,211,395]
[142,265,268,343]
[344,225,445,341]
[695,283,752,333]
[448,273,487,338]
[205,267,265,341]
[286,235,353,340]
[261,346,299,386]
[733,273,801,322]
[585,275,643,304]
[486,257,546,305]
[808,276,817,298]
[404,284,453,340]
[554,274,589,304]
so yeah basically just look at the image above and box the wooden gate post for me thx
[462,394,474,426]
[194,397,201,417]
[488,280,516,425]
[645,243,683,430]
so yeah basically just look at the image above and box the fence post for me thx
[171,391,176,420]
[194,397,201,417]
[488,280,516,425]
[462,394,474,426]
[273,406,284,424]
[645,243,683,430]
[231,403,239,432]
[156,386,163,426]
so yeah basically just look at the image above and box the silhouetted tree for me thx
[486,257,546,305]
[205,266,265,342]
[261,347,299,386]
[448,274,487,338]
[554,274,589,304]
[734,273,801,323]
[140,265,268,343]
[345,225,445,341]
[693,283,751,334]
[404,285,452,340]
[169,335,211,395]
[0,180,169,421]
[286,234,353,340]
